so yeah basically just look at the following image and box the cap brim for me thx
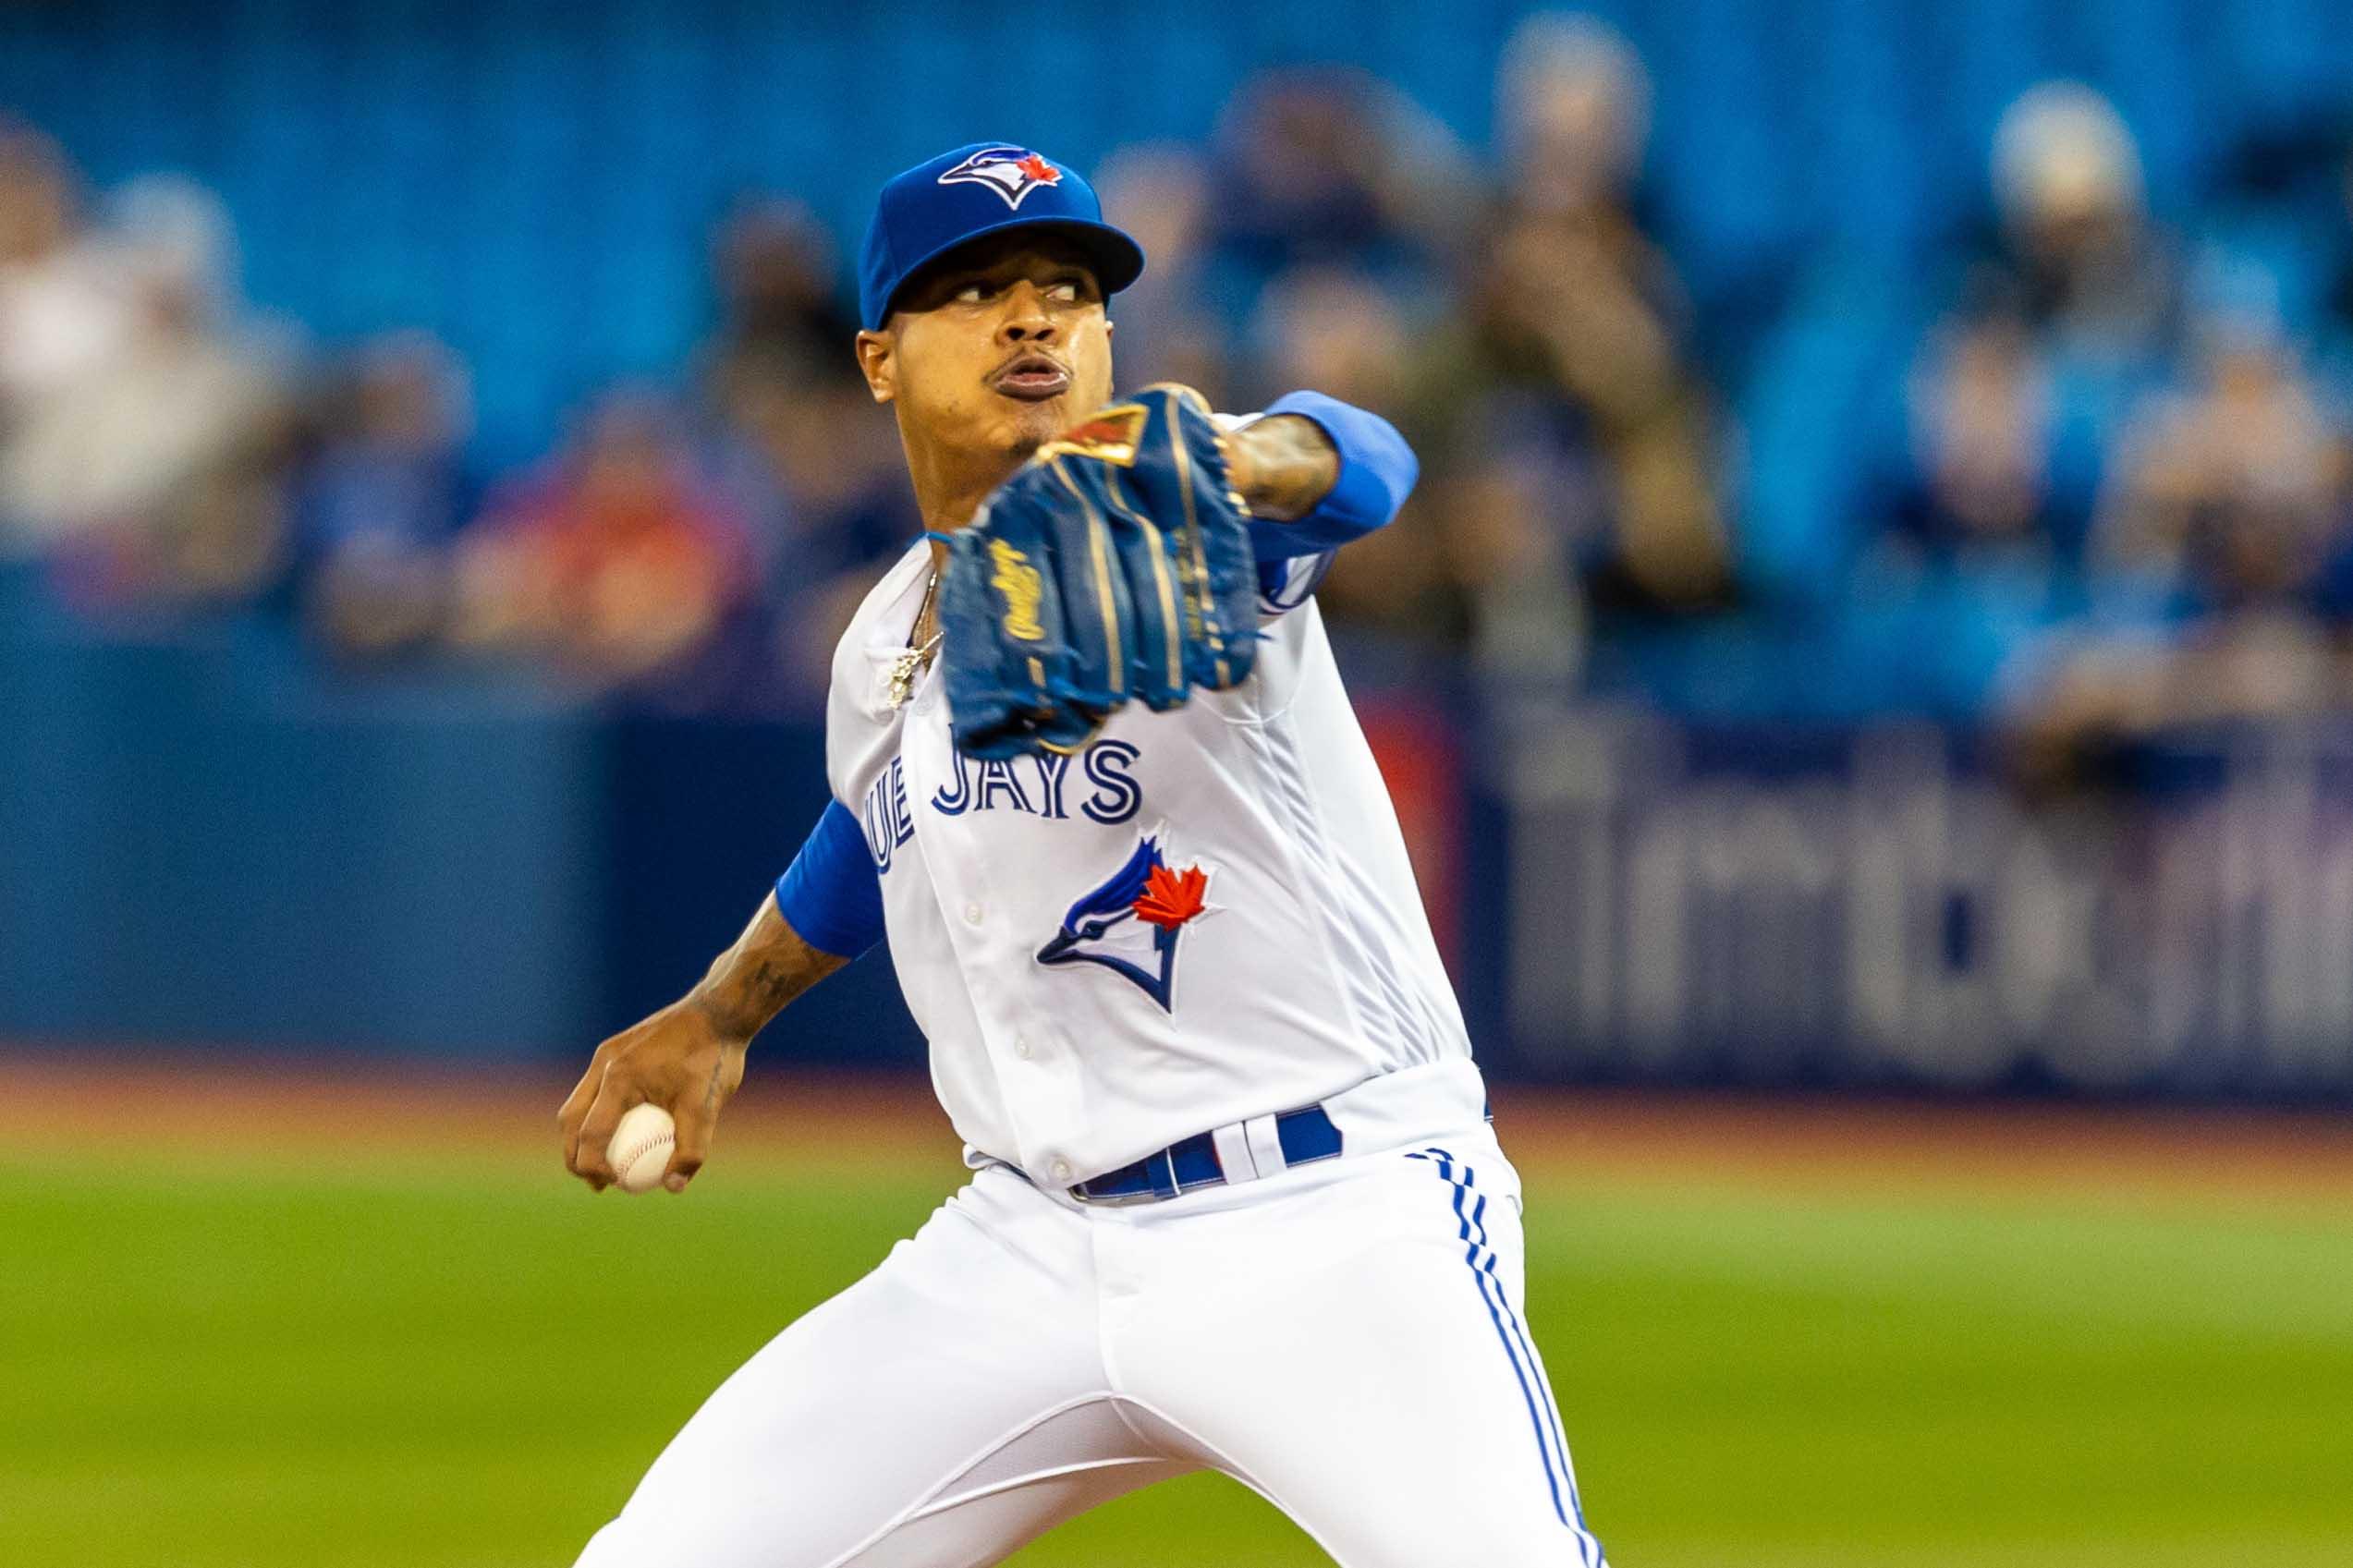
[872,215,1146,328]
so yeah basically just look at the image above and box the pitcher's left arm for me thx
[1227,390,1419,548]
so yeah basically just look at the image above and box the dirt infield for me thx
[6,1046,2350,1202]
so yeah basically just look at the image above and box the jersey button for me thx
[962,902,983,926]
[1014,1035,1032,1059]
[1050,1159,1073,1184]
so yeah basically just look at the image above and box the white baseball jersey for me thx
[824,518,1477,1187]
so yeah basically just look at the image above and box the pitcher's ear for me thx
[855,329,895,405]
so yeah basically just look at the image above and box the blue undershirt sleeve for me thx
[1245,390,1420,564]
[773,799,885,959]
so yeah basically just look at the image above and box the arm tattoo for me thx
[687,894,850,1042]
[1229,414,1340,523]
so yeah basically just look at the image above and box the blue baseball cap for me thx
[858,142,1146,331]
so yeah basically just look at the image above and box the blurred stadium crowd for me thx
[11,13,2353,776]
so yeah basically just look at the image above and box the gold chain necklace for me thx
[886,570,942,710]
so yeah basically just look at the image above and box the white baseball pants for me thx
[573,1123,1607,1567]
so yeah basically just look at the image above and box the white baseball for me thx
[606,1103,677,1194]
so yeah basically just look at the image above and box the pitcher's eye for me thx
[1046,281,1079,303]
[954,281,993,304]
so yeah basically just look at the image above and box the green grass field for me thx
[5,1135,2349,1567]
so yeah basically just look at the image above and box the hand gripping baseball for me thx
[935,383,1261,760]
[557,997,745,1194]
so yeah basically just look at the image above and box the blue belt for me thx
[1072,1103,1344,1204]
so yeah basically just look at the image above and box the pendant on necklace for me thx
[889,569,942,711]
[885,648,922,710]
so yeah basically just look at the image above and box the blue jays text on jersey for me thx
[859,739,1143,872]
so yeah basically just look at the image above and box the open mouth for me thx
[990,352,1071,403]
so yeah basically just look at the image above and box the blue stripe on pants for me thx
[1412,1148,1605,1568]
[1472,1181,1590,1542]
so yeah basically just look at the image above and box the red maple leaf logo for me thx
[1014,152,1060,187]
[1132,863,1208,930]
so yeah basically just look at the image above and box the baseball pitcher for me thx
[559,142,1608,1568]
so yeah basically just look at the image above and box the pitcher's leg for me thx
[1117,1136,1608,1568]
[575,1169,1189,1568]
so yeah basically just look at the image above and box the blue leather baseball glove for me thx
[935,383,1260,760]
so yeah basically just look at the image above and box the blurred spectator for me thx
[1986,83,2180,381]
[0,125,131,549]
[1408,14,1728,633]
[1203,67,1478,316]
[1250,269,1482,655]
[2012,603,2353,785]
[2099,321,2348,606]
[1849,85,2175,616]
[452,390,753,693]
[689,196,918,706]
[725,369,917,706]
[13,174,293,608]
[1496,10,1649,225]
[1493,13,1724,612]
[293,333,474,659]
[1250,267,1413,413]
[1094,144,1231,402]
[700,197,857,418]
[2008,319,2353,775]
[1869,305,2094,571]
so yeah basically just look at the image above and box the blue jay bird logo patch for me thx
[1036,831,1213,1011]
[937,146,1065,210]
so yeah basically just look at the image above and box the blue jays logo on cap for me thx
[1035,829,1213,1011]
[938,146,1065,211]
[859,140,1146,330]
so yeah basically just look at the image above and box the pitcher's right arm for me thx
[557,801,883,1191]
